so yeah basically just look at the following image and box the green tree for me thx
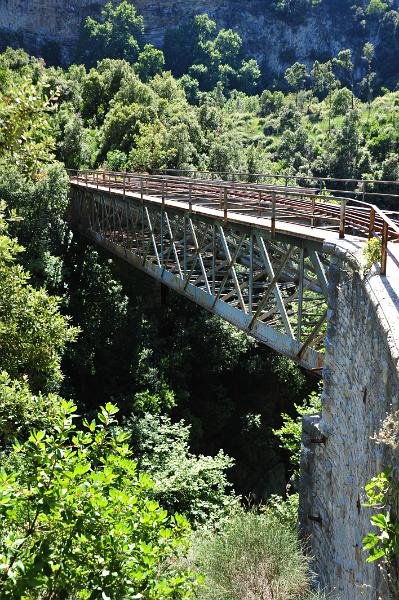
[0,78,57,178]
[136,44,165,82]
[129,121,170,171]
[56,113,84,169]
[362,42,376,118]
[238,59,261,94]
[285,62,308,106]
[212,29,242,67]
[259,90,284,116]
[366,0,388,15]
[0,372,63,445]
[325,109,371,179]
[79,0,144,66]
[0,401,197,598]
[330,87,353,116]
[311,59,338,134]
[334,49,355,108]
[0,203,78,392]
[127,413,239,526]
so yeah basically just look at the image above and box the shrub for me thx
[363,237,382,270]
[190,509,318,600]
[127,413,239,527]
[263,492,299,531]
[273,388,322,472]
[0,401,197,598]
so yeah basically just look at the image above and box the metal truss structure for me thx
[68,174,341,371]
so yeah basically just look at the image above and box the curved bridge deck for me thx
[69,171,399,371]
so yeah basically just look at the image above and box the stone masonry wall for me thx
[300,250,399,599]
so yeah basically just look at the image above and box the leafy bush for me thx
[0,401,197,599]
[0,372,63,445]
[127,413,239,526]
[363,237,382,270]
[264,492,299,531]
[0,202,78,392]
[273,388,322,471]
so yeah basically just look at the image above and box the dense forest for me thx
[0,0,398,597]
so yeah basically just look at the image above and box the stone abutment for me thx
[300,244,399,600]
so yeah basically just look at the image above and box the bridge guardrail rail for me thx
[68,169,399,276]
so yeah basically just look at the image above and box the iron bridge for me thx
[69,170,399,371]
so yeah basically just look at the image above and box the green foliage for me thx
[362,469,399,567]
[132,388,176,415]
[0,77,57,177]
[0,203,78,391]
[330,87,352,116]
[363,237,382,270]
[264,492,299,531]
[79,0,144,66]
[0,401,197,598]
[163,14,260,94]
[367,0,389,16]
[0,162,69,289]
[259,89,285,116]
[190,509,316,600]
[285,62,308,99]
[127,413,239,527]
[273,388,322,470]
[136,44,165,82]
[56,113,85,169]
[0,372,63,445]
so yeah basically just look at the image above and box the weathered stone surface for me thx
[300,248,399,599]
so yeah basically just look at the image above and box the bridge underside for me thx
[70,184,332,370]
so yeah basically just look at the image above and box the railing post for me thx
[381,221,388,276]
[189,182,193,213]
[224,187,228,223]
[271,192,276,238]
[339,199,346,239]
[362,180,366,203]
[96,171,99,190]
[311,195,316,228]
[85,171,88,187]
[141,177,144,201]
[161,180,165,268]
[123,173,126,200]
[368,207,375,240]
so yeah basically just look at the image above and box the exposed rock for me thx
[0,0,387,73]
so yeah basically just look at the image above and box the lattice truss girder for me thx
[75,190,330,369]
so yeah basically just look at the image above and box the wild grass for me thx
[189,509,330,600]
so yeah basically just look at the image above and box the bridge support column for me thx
[299,253,398,599]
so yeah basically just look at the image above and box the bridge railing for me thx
[155,169,399,208]
[68,169,399,276]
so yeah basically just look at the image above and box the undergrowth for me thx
[190,508,329,600]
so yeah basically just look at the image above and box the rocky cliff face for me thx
[0,0,386,73]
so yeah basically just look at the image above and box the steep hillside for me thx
[0,0,398,84]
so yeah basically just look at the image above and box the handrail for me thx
[155,169,399,203]
[68,169,399,276]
